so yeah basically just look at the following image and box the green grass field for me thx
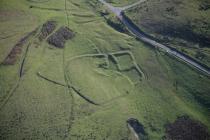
[0,0,210,139]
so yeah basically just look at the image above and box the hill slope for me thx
[126,0,210,67]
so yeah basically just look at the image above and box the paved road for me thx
[120,0,147,11]
[98,0,210,76]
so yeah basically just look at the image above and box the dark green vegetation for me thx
[0,0,210,139]
[126,0,210,67]
[105,13,127,33]
[47,26,75,48]
[164,116,210,140]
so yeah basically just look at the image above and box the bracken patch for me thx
[47,26,74,48]
[164,116,210,140]
[2,27,38,65]
[39,20,57,41]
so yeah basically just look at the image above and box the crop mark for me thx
[19,43,31,77]
[0,79,20,111]
[71,13,95,18]
[86,38,102,53]
[0,33,20,40]
[67,0,80,8]
[29,5,64,11]
[81,37,146,80]
[62,45,146,105]
[2,27,39,65]
[0,26,40,111]
[64,52,135,104]
[73,19,102,24]
[64,54,107,105]
[62,0,75,138]
[65,0,70,27]
[37,72,100,105]
[37,72,66,86]
[27,0,51,3]
[110,50,146,79]
[38,65,131,106]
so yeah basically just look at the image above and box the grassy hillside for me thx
[126,0,210,67]
[0,0,210,139]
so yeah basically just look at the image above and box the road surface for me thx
[120,0,147,11]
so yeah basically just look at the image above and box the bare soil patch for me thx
[164,116,210,140]
[47,26,74,48]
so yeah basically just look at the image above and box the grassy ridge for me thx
[0,0,210,139]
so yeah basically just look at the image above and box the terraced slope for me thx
[0,0,210,139]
